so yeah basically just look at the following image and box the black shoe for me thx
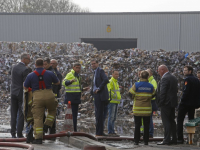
[134,142,139,145]
[12,135,16,138]
[26,127,34,143]
[157,141,170,145]
[17,133,24,138]
[149,135,153,138]
[170,140,177,145]
[32,139,42,144]
[102,133,108,136]
[177,140,184,144]
[144,142,148,145]
[43,125,51,133]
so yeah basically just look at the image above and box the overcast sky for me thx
[72,0,200,12]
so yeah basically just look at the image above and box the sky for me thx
[72,0,200,12]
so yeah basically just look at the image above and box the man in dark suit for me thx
[90,59,109,136]
[156,65,178,145]
[11,53,30,138]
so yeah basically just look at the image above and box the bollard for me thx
[83,145,106,150]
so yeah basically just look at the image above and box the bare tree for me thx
[0,0,89,13]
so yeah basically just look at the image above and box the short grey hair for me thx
[21,53,29,60]
[51,59,58,64]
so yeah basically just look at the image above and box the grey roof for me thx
[0,11,200,15]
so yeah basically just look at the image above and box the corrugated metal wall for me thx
[0,12,199,51]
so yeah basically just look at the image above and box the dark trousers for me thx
[94,96,106,135]
[11,94,24,136]
[160,103,177,143]
[177,104,195,140]
[134,115,150,143]
[71,104,79,132]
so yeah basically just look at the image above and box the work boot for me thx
[43,125,50,133]
[49,129,56,141]
[26,127,34,143]
[32,139,42,144]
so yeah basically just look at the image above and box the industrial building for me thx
[0,12,200,51]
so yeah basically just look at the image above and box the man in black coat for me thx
[156,65,178,145]
[11,53,30,138]
[177,65,200,144]
[90,59,109,136]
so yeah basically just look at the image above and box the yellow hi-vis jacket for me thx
[129,79,155,116]
[107,77,121,104]
[148,76,157,100]
[62,69,81,93]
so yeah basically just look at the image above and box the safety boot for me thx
[32,139,42,144]
[43,125,51,133]
[26,127,34,143]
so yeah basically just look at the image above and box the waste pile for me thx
[0,41,200,136]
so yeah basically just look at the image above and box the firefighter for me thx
[24,58,60,144]
[129,70,155,145]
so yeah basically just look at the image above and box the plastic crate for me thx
[185,117,200,127]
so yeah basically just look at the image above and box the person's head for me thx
[197,71,200,81]
[140,70,149,79]
[91,59,99,70]
[112,70,119,79]
[50,59,58,69]
[73,63,81,74]
[138,69,142,78]
[21,53,30,66]
[35,58,43,68]
[183,65,193,76]
[146,68,153,78]
[158,65,169,77]
[43,57,51,70]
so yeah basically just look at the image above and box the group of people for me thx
[10,53,200,146]
[129,65,200,145]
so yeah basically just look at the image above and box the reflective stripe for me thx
[111,99,121,101]
[65,89,81,92]
[133,111,152,113]
[113,90,120,92]
[36,128,43,130]
[134,107,152,109]
[28,101,32,105]
[27,117,33,121]
[135,94,152,97]
[47,118,54,121]
[47,115,54,119]
[36,128,43,134]
[67,85,80,87]
[129,88,135,94]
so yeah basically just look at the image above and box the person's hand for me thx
[70,79,76,83]
[83,87,90,91]
[94,89,99,94]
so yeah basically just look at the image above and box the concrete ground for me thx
[60,135,200,150]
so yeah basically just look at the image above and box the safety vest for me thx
[33,70,46,89]
[62,69,81,93]
[129,79,155,116]
[148,76,157,100]
[107,77,121,104]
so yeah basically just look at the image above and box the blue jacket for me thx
[91,67,109,101]
[181,74,200,108]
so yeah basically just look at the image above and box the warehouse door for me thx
[81,38,137,51]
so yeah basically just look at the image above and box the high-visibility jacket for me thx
[129,79,155,116]
[62,69,81,93]
[148,76,157,100]
[107,77,121,104]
